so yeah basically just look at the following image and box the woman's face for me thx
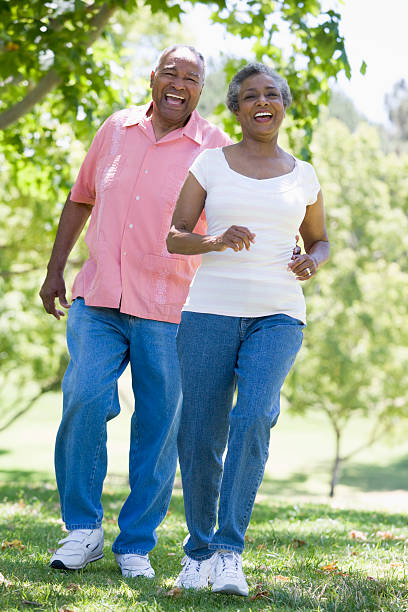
[235,73,285,139]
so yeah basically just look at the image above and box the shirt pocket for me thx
[95,152,126,194]
[141,253,196,307]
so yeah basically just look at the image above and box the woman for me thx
[166,63,329,596]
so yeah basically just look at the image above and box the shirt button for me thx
[144,169,148,174]
[136,195,140,200]
[123,251,127,256]
[129,224,133,229]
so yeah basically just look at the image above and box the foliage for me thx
[0,0,352,429]
[1,468,408,610]
[284,114,408,496]
[384,79,408,153]
[0,3,189,430]
[211,0,352,157]
[328,89,366,132]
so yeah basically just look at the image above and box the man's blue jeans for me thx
[177,311,304,560]
[55,298,181,554]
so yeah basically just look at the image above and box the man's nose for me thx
[171,77,185,90]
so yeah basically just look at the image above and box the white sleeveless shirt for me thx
[182,147,320,323]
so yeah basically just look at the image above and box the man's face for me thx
[150,48,204,127]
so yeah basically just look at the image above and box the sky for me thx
[181,0,408,126]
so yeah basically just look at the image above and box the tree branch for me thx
[0,3,117,131]
[0,378,60,433]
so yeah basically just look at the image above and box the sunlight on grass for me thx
[2,388,408,609]
[1,477,408,610]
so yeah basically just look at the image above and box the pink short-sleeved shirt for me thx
[70,104,231,323]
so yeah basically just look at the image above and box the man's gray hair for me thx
[226,63,292,112]
[154,45,206,79]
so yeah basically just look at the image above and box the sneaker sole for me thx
[212,582,249,596]
[50,553,104,571]
[120,569,155,579]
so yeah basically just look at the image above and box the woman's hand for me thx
[288,253,318,281]
[214,225,256,252]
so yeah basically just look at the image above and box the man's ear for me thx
[150,70,155,88]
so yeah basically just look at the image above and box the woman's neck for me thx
[237,135,283,159]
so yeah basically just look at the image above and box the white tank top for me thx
[182,147,320,323]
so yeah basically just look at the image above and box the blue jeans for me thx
[177,311,304,560]
[55,298,181,554]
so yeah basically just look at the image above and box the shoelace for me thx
[216,552,240,577]
[180,556,205,581]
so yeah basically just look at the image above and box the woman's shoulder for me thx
[294,157,319,181]
[192,146,224,168]
[199,146,225,159]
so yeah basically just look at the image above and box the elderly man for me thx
[39,45,230,578]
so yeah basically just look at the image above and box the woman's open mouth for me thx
[254,111,273,122]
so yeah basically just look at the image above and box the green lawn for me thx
[1,381,408,610]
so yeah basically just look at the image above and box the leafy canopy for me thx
[0,0,351,429]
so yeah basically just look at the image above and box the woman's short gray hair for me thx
[226,63,292,112]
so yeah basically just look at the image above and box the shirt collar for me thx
[123,103,153,127]
[124,103,203,145]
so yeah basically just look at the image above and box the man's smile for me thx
[164,93,186,106]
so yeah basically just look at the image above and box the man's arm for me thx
[39,194,93,319]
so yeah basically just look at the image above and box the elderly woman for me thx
[166,63,329,596]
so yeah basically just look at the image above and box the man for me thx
[39,45,231,578]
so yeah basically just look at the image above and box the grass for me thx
[1,383,408,610]
[1,471,408,611]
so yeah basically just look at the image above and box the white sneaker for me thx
[210,551,249,596]
[115,553,155,578]
[174,554,215,589]
[50,527,104,570]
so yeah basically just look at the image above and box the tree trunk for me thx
[329,429,342,497]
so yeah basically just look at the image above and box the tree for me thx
[328,89,365,132]
[384,79,408,153]
[284,114,408,496]
[0,0,351,430]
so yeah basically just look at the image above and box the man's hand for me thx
[292,235,301,258]
[39,271,70,320]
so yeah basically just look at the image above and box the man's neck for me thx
[150,107,193,141]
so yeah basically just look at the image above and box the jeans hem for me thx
[65,523,102,530]
[183,546,215,561]
[112,547,151,555]
[209,543,244,554]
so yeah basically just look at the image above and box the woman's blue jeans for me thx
[55,298,181,555]
[177,311,304,560]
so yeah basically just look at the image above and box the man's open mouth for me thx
[164,93,185,106]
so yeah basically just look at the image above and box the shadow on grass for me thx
[340,455,408,492]
[1,469,408,611]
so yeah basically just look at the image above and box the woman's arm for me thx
[288,190,330,281]
[167,172,255,255]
